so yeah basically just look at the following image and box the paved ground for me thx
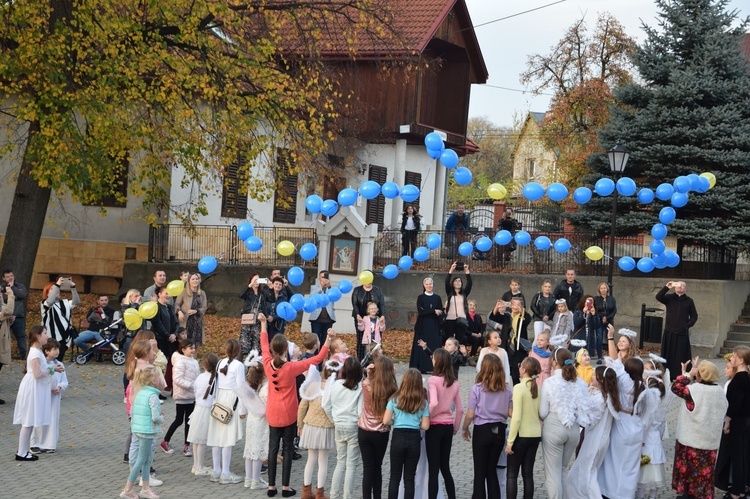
[0,356,727,498]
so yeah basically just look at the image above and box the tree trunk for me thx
[0,121,52,288]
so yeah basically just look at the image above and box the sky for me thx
[465,0,748,128]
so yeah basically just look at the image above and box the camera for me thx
[257,278,268,285]
[455,262,465,271]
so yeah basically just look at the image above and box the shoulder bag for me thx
[209,362,239,424]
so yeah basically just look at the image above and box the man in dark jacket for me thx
[554,269,585,310]
[1,269,28,359]
[74,294,117,350]
[445,204,469,259]
[351,278,385,360]
[656,281,698,381]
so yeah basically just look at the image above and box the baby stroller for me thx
[74,318,126,365]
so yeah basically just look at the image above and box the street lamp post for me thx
[607,144,630,294]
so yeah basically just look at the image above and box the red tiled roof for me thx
[741,33,750,61]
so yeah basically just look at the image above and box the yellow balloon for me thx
[166,279,185,298]
[585,246,604,261]
[700,172,716,189]
[358,270,374,285]
[277,240,295,257]
[138,301,159,320]
[123,308,143,331]
[487,183,507,200]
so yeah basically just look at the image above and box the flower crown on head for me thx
[570,339,587,348]
[549,334,569,348]
[618,328,637,339]
[243,349,261,368]
[649,353,667,364]
[324,359,343,372]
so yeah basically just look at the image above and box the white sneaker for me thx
[250,479,268,490]
[192,466,211,476]
[244,478,252,488]
[219,472,243,484]
[138,475,163,487]
[209,472,221,483]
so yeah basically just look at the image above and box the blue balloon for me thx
[534,236,552,251]
[305,195,323,214]
[514,231,531,246]
[398,255,413,270]
[424,132,443,150]
[245,236,263,252]
[659,207,676,225]
[382,264,399,279]
[453,167,473,186]
[317,293,330,308]
[637,257,655,273]
[277,302,297,322]
[671,192,688,208]
[197,256,217,274]
[303,298,317,313]
[475,236,492,252]
[666,250,681,268]
[696,176,710,193]
[618,256,636,272]
[594,178,615,196]
[359,181,381,200]
[400,184,421,203]
[289,293,305,312]
[287,266,305,286]
[651,223,668,240]
[458,242,474,257]
[573,187,592,204]
[650,239,666,255]
[440,149,459,169]
[494,230,512,245]
[547,183,568,202]
[426,148,442,160]
[673,176,691,194]
[553,238,571,253]
[338,280,353,294]
[321,199,339,217]
[616,177,637,196]
[299,243,318,261]
[687,173,702,191]
[426,233,441,250]
[381,182,400,199]
[237,221,254,241]
[637,188,655,204]
[655,183,674,201]
[652,251,668,269]
[413,246,430,262]
[326,287,342,303]
[337,188,358,207]
[523,182,545,201]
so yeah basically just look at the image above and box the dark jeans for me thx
[268,423,296,487]
[506,436,540,499]
[355,319,366,360]
[388,428,422,499]
[310,321,333,349]
[593,327,604,359]
[402,230,417,256]
[358,428,390,499]
[426,424,456,499]
[164,402,194,443]
[465,333,483,357]
[442,320,467,344]
[472,422,507,499]
[10,317,26,358]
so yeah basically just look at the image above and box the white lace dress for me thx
[243,380,269,460]
[13,348,52,427]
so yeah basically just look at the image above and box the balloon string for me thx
[218,243,241,261]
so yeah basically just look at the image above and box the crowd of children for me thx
[10,275,746,499]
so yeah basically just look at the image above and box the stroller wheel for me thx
[75,354,88,365]
[112,350,126,365]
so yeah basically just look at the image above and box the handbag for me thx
[241,313,256,325]
[456,317,470,330]
[211,399,238,424]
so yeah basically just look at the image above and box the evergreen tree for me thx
[568,0,750,250]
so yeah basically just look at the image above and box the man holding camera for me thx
[2,270,28,359]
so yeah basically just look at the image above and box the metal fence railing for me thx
[149,225,319,267]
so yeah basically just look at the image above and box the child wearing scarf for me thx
[528,329,552,387]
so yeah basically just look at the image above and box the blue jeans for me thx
[593,327,604,359]
[74,330,104,350]
[129,432,156,468]
[128,434,155,483]
[10,317,26,358]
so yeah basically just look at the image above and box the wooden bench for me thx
[37,272,123,294]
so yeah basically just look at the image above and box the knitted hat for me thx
[698,361,720,383]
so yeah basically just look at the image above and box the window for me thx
[403,170,422,212]
[365,165,387,228]
[527,158,536,178]
[273,149,298,224]
[221,154,248,219]
[83,155,128,208]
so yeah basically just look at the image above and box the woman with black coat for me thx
[149,285,179,390]
[530,279,555,340]
[238,273,269,356]
[400,205,421,256]
[443,261,472,343]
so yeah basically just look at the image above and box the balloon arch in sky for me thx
[178,132,717,322]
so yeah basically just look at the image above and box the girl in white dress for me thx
[565,365,620,499]
[539,347,591,499]
[14,326,61,461]
[240,351,269,490]
[206,338,247,484]
[187,352,219,475]
[31,338,68,452]
[637,360,673,499]
[476,331,511,384]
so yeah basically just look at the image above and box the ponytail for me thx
[624,358,645,410]
[520,356,541,399]
[554,348,577,382]
[220,339,240,375]
[270,334,289,370]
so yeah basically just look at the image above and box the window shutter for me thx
[403,170,422,212]
[221,154,248,219]
[366,165,387,229]
[273,149,298,224]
